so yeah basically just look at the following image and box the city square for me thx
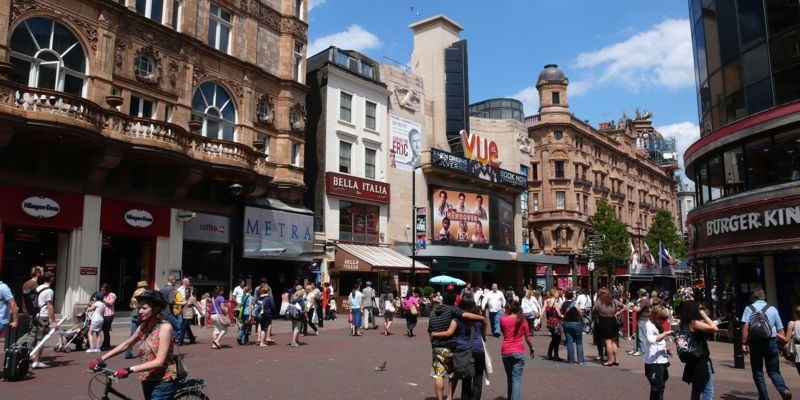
[2,316,799,399]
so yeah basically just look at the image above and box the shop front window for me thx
[339,201,379,244]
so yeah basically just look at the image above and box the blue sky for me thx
[306,1,700,174]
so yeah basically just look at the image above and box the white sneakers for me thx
[85,348,101,353]
[31,361,49,369]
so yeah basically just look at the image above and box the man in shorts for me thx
[31,271,55,369]
[428,292,486,400]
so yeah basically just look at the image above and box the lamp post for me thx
[410,163,422,288]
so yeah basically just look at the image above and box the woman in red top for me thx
[500,299,535,400]
[89,290,178,400]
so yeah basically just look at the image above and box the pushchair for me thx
[54,313,89,352]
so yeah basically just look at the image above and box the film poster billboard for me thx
[431,189,490,246]
[390,115,422,171]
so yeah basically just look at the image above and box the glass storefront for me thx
[0,226,61,308]
[339,201,379,244]
[181,241,231,299]
[100,235,151,311]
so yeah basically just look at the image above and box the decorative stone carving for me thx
[133,45,163,86]
[168,60,179,86]
[192,66,208,88]
[394,86,420,111]
[289,103,306,132]
[515,131,532,154]
[64,15,98,51]
[10,0,37,22]
[255,94,275,126]
[115,38,133,67]
[224,79,244,98]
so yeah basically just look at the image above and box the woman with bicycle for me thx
[89,290,178,400]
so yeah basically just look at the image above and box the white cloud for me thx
[573,18,694,92]
[507,86,539,117]
[308,0,325,12]
[655,121,700,169]
[308,25,382,57]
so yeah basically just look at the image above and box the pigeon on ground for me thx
[374,361,387,371]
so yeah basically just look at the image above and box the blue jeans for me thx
[690,360,714,400]
[174,315,184,342]
[749,338,789,399]
[489,311,501,335]
[141,379,177,400]
[502,353,525,400]
[635,319,647,352]
[124,316,140,358]
[563,321,585,363]
[162,311,180,340]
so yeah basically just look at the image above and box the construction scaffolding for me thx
[646,135,679,170]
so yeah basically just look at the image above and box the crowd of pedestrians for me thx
[3,267,800,400]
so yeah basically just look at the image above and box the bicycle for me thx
[582,313,593,334]
[86,367,210,400]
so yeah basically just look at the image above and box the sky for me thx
[306,0,700,178]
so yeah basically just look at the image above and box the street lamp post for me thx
[410,165,417,287]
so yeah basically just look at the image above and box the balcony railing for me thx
[0,81,265,172]
[573,178,593,187]
[610,190,625,200]
[593,185,611,194]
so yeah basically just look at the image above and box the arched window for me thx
[9,17,87,96]
[191,82,236,141]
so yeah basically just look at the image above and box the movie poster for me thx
[390,115,422,171]
[431,189,491,246]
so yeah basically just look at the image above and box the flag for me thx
[642,241,656,265]
[658,241,674,268]
[629,241,639,269]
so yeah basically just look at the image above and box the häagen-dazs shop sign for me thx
[21,196,61,218]
[124,209,154,228]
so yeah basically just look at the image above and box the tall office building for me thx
[685,0,800,319]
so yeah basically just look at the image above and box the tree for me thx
[589,200,630,282]
[645,210,686,260]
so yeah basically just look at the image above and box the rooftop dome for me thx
[537,64,567,85]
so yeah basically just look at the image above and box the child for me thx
[86,292,105,353]
[57,312,87,350]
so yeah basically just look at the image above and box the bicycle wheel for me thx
[582,315,592,334]
[174,388,210,400]
[87,373,110,400]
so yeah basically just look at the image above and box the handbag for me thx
[410,303,419,317]
[213,300,231,326]
[453,326,476,379]
[385,300,395,313]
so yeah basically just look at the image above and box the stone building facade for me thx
[0,0,308,316]
[526,65,679,267]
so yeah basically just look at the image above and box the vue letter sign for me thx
[460,130,499,167]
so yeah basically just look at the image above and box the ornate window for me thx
[9,17,87,96]
[191,82,236,141]
[290,104,306,132]
[133,46,161,85]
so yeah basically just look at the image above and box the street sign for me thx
[592,250,603,255]
[588,234,606,242]
[588,261,595,271]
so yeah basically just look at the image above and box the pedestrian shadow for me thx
[720,390,760,400]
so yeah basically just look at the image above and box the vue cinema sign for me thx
[460,130,500,167]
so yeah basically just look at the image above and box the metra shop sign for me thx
[21,196,60,218]
[124,209,154,228]
[325,172,390,204]
[243,206,313,256]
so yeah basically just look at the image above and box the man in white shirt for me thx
[576,287,592,313]
[232,279,245,305]
[31,271,55,369]
[481,283,506,337]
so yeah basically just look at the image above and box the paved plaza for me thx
[2,316,799,399]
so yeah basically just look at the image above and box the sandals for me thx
[211,341,221,349]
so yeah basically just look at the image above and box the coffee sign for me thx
[21,196,60,218]
[124,209,154,228]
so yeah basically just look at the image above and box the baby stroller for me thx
[54,313,89,352]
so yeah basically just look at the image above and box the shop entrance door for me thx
[100,235,152,312]
[0,225,60,307]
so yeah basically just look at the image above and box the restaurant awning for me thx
[333,244,430,274]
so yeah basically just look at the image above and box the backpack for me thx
[747,304,773,340]
[675,328,705,362]
[23,286,49,316]
[286,300,302,320]
[252,297,264,320]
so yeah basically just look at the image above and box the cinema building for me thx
[685,0,800,319]
[0,0,309,316]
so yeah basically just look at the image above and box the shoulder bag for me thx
[453,325,476,379]
[675,328,705,362]
[212,299,231,327]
